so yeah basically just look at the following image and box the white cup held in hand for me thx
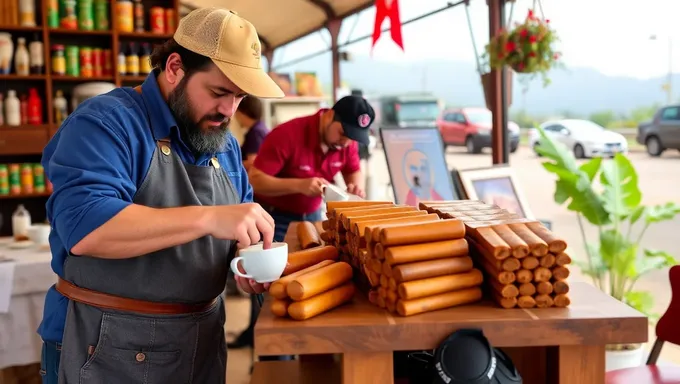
[229,242,288,283]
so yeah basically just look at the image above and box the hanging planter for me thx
[485,9,561,86]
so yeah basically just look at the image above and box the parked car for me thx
[529,119,628,158]
[636,105,680,156]
[437,107,520,154]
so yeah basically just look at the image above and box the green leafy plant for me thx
[534,126,680,333]
[485,9,560,86]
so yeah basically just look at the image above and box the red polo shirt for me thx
[253,109,360,215]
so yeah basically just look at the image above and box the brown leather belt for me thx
[56,277,217,315]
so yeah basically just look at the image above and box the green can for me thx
[78,0,94,30]
[0,164,9,195]
[8,164,20,194]
[33,164,45,193]
[65,45,80,76]
[94,0,109,31]
[48,0,59,27]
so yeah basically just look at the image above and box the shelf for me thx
[0,74,47,81]
[0,25,42,32]
[0,191,51,200]
[0,124,50,131]
[49,28,112,36]
[52,75,115,82]
[119,32,173,39]
[121,75,150,82]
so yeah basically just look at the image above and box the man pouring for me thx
[38,8,282,383]
[249,95,375,242]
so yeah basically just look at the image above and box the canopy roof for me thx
[180,0,375,51]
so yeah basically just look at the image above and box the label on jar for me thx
[126,54,139,76]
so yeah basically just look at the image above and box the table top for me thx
[0,238,55,296]
[253,222,649,356]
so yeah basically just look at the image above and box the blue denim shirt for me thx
[38,72,253,343]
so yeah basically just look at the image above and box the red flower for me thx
[529,52,537,57]
[527,10,534,20]
[505,41,516,52]
[520,29,528,38]
[529,35,537,43]
[546,19,550,23]
[517,62,525,71]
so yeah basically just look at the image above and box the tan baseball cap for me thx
[174,8,284,98]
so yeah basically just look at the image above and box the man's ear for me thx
[163,53,184,85]
[324,109,335,125]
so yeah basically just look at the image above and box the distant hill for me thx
[274,54,672,116]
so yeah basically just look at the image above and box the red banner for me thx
[372,0,404,51]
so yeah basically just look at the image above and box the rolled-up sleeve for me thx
[44,113,136,253]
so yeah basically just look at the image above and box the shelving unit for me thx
[0,0,179,236]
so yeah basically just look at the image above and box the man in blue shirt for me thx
[39,8,284,383]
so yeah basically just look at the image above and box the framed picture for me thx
[380,127,460,206]
[457,165,533,219]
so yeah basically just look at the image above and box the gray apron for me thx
[57,90,240,384]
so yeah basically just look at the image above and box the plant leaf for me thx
[624,290,654,316]
[627,206,646,225]
[599,229,635,277]
[579,158,602,181]
[599,153,642,217]
[644,202,680,224]
[644,249,678,264]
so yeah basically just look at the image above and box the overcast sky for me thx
[275,0,674,80]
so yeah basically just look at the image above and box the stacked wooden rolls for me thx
[420,201,572,309]
[363,219,484,316]
[268,248,355,320]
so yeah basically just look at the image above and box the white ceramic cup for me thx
[28,224,51,246]
[229,242,288,283]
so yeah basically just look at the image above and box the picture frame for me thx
[457,165,534,219]
[380,127,460,206]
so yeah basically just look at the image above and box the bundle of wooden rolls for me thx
[267,244,355,320]
[419,200,572,309]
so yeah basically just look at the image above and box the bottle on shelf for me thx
[0,93,4,125]
[29,35,44,75]
[5,90,20,126]
[140,43,151,75]
[12,204,32,242]
[133,0,145,32]
[14,37,30,76]
[18,0,37,27]
[20,94,28,124]
[52,44,66,76]
[126,43,139,76]
[117,45,127,76]
[54,90,68,125]
[28,88,43,124]
[0,33,13,74]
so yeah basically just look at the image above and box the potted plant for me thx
[484,9,561,86]
[534,126,680,370]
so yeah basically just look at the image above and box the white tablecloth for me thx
[0,245,55,369]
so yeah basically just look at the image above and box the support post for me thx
[327,19,342,104]
[488,0,509,164]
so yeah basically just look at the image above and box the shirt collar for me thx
[308,109,329,151]
[140,71,178,141]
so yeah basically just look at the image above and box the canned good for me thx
[92,47,103,76]
[103,49,113,76]
[60,0,78,29]
[165,9,176,33]
[21,164,34,194]
[52,44,66,75]
[117,0,134,32]
[80,46,94,77]
[93,0,109,30]
[0,165,9,195]
[8,164,21,195]
[33,164,45,193]
[65,45,80,76]
[47,0,59,27]
[150,7,165,34]
[134,0,144,32]
[77,0,94,30]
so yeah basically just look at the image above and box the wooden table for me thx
[252,222,648,384]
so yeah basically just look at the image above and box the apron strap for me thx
[134,85,171,145]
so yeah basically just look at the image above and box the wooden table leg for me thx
[549,345,605,383]
[341,352,393,384]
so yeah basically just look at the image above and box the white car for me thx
[529,119,628,158]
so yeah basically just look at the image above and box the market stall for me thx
[252,203,648,384]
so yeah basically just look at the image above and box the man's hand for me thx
[346,183,366,198]
[207,203,275,249]
[234,275,270,294]
[296,177,327,197]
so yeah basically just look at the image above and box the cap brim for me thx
[342,123,370,146]
[213,59,285,99]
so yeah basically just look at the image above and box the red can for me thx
[165,9,176,34]
[93,48,103,77]
[103,49,113,76]
[150,7,165,34]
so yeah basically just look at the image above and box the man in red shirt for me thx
[249,95,374,241]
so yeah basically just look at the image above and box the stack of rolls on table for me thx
[322,201,485,317]
[419,200,572,309]
[267,235,356,320]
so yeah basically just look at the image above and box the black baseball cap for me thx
[332,95,375,146]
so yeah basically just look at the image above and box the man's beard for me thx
[167,78,230,154]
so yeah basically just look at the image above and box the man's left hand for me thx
[346,184,365,199]
[234,275,270,294]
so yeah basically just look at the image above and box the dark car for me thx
[637,105,680,156]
